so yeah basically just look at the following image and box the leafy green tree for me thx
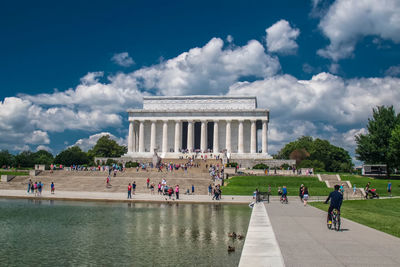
[356,106,400,176]
[33,150,54,166]
[55,146,89,166]
[276,136,353,172]
[0,150,15,167]
[389,124,400,169]
[15,151,37,168]
[275,136,313,159]
[88,135,127,158]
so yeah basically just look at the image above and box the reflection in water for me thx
[0,199,251,266]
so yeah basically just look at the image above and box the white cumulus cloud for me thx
[111,52,135,67]
[317,0,400,61]
[266,20,300,55]
[72,132,126,152]
[227,73,400,154]
[130,37,281,95]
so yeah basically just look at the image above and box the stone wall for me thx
[233,159,296,169]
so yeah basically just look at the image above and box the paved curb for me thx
[239,202,285,267]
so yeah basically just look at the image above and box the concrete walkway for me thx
[239,202,285,267]
[265,201,400,267]
[0,189,253,204]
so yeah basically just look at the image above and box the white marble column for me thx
[187,121,194,152]
[262,120,268,154]
[201,120,207,152]
[238,120,244,154]
[150,121,156,153]
[138,121,145,153]
[174,120,181,153]
[250,120,257,154]
[226,120,231,153]
[213,120,219,153]
[128,121,134,153]
[162,121,168,153]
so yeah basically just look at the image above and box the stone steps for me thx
[0,175,212,194]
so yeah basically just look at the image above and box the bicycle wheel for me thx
[332,210,337,230]
[335,214,341,231]
[327,220,332,230]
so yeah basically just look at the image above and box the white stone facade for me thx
[125,96,271,159]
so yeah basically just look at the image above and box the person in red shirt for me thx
[128,183,132,199]
[146,178,150,189]
[168,187,173,199]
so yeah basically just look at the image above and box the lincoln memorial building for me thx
[125,95,272,160]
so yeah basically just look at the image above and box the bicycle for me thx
[327,208,341,231]
[280,195,288,204]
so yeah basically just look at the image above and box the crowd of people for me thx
[27,179,55,196]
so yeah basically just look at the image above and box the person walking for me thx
[175,185,180,200]
[132,181,136,195]
[27,179,32,194]
[208,184,212,196]
[191,184,195,195]
[340,183,344,195]
[388,181,392,197]
[128,183,132,199]
[51,182,55,194]
[303,187,309,206]
[299,184,304,202]
[146,178,150,189]
[34,182,38,196]
[150,183,155,195]
[38,181,42,196]
[353,184,356,195]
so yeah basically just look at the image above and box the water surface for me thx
[0,199,251,266]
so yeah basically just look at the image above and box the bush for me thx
[299,159,325,171]
[105,159,118,166]
[226,162,238,167]
[253,163,269,169]
[281,163,290,169]
[125,161,139,168]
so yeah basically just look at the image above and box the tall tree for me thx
[276,136,353,172]
[355,106,400,176]
[0,150,14,167]
[88,135,127,158]
[55,146,89,166]
[15,151,36,168]
[389,124,400,169]
[33,150,54,166]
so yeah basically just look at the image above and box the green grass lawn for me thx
[340,174,400,197]
[0,171,29,176]
[311,198,400,238]
[222,175,331,196]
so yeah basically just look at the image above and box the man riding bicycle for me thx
[324,184,343,223]
[281,186,288,201]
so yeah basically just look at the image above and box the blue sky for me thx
[1,0,400,161]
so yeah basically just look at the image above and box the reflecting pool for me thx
[0,199,251,266]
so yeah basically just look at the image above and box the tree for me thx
[55,146,89,166]
[355,106,400,176]
[275,136,313,159]
[276,136,353,172]
[389,124,400,169]
[15,151,36,168]
[88,135,127,158]
[0,150,14,167]
[33,150,54,166]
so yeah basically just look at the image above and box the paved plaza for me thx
[266,201,400,267]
